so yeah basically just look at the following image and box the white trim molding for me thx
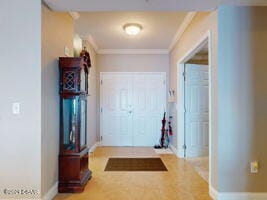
[169,144,184,158]
[209,186,267,200]
[168,12,197,52]
[210,185,218,200]
[80,35,169,54]
[177,146,185,158]
[97,49,169,55]
[80,35,99,52]
[87,35,99,52]
[218,193,267,200]
[89,142,100,153]
[42,181,58,200]
[176,29,213,185]
[69,12,80,20]
[169,144,178,156]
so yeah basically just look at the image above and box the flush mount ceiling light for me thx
[123,23,142,36]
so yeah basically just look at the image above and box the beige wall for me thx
[2,4,265,198]
[218,6,267,192]
[0,0,42,199]
[82,40,98,148]
[169,11,218,189]
[170,7,267,194]
[96,54,169,141]
[41,4,73,197]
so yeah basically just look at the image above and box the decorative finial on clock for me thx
[80,46,91,68]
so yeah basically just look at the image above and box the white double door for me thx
[185,64,209,157]
[100,72,166,146]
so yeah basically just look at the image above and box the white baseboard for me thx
[169,144,184,158]
[177,148,185,158]
[218,193,267,200]
[209,185,218,200]
[169,144,178,156]
[42,181,58,200]
[209,186,267,200]
[41,142,99,200]
[169,144,185,158]
[89,141,100,153]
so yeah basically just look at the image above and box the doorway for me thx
[100,72,166,146]
[184,61,209,183]
[184,63,209,158]
[177,31,212,183]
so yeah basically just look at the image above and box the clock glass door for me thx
[62,97,79,151]
[80,99,87,148]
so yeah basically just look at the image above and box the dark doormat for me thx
[104,158,168,171]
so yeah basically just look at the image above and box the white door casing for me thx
[100,72,166,146]
[185,64,209,157]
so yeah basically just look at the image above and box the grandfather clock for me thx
[58,56,91,193]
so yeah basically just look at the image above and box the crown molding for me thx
[69,12,80,20]
[76,38,169,54]
[80,35,99,52]
[97,49,169,55]
[87,35,99,52]
[168,12,197,52]
[42,0,53,10]
[80,36,168,55]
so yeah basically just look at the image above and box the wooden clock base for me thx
[58,169,92,193]
[58,148,92,193]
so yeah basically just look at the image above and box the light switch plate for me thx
[12,103,20,115]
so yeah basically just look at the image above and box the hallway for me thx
[54,147,211,200]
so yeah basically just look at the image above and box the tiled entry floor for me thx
[186,157,209,183]
[54,147,211,200]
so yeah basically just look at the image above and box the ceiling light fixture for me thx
[123,23,142,36]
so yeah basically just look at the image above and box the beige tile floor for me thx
[54,147,211,200]
[186,157,209,183]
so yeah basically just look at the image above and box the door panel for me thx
[185,64,209,157]
[132,74,165,146]
[101,73,165,147]
[101,74,132,146]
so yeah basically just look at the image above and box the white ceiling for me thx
[44,0,218,11]
[43,0,267,52]
[74,12,188,50]
[43,0,267,12]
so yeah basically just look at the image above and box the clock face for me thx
[80,68,86,92]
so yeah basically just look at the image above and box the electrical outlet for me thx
[250,161,259,173]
